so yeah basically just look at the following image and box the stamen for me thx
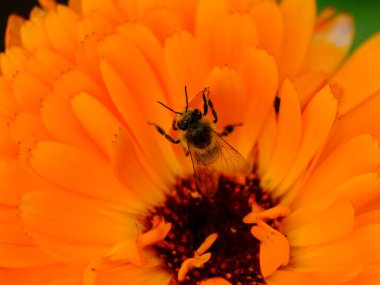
[178,253,212,282]
[250,220,290,278]
[243,205,290,224]
[177,233,218,282]
[150,175,276,284]
[195,233,219,256]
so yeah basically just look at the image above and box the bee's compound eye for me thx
[191,109,202,121]
[177,120,189,130]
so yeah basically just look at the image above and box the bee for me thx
[148,87,248,197]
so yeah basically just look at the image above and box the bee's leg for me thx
[219,123,243,137]
[148,122,180,144]
[202,88,218,123]
[183,148,190,156]
[202,88,208,115]
[172,119,178,130]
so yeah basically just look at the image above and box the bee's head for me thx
[177,109,202,130]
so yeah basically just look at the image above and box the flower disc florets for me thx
[146,174,277,284]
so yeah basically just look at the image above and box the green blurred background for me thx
[318,0,380,50]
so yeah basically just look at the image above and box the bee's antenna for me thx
[157,101,182,115]
[184,85,189,112]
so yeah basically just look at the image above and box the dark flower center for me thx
[146,174,276,284]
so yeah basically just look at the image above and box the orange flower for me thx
[1,0,380,284]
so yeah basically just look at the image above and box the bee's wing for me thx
[188,131,249,197]
[211,132,250,175]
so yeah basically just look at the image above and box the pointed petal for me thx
[266,270,311,285]
[164,31,210,107]
[277,85,337,196]
[342,266,380,285]
[238,48,278,158]
[250,1,283,59]
[279,0,316,80]
[262,79,301,191]
[12,72,50,112]
[111,128,166,206]
[40,94,100,154]
[0,264,83,285]
[71,92,120,159]
[305,12,354,75]
[99,59,181,182]
[5,15,25,49]
[27,141,144,212]
[332,33,380,114]
[213,14,258,67]
[43,6,79,60]
[295,135,380,206]
[94,255,171,285]
[20,190,138,263]
[292,225,380,271]
[285,198,354,247]
[205,66,246,147]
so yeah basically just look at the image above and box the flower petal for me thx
[0,205,31,245]
[0,243,54,268]
[99,58,182,182]
[141,6,184,44]
[40,94,100,154]
[295,134,380,207]
[262,79,302,191]
[279,0,316,80]
[164,31,210,106]
[43,6,79,60]
[292,225,380,271]
[20,8,51,52]
[0,119,18,159]
[196,0,228,65]
[116,23,172,100]
[237,48,278,158]
[250,1,283,59]
[111,128,167,206]
[20,190,139,263]
[251,221,290,278]
[0,47,29,81]
[213,14,258,68]
[94,254,171,285]
[9,113,52,143]
[257,110,278,177]
[277,85,337,198]
[12,72,50,112]
[27,141,144,211]
[266,270,310,285]
[205,66,247,146]
[0,264,83,285]
[5,15,25,49]
[285,198,354,247]
[293,71,327,108]
[332,33,380,114]
[0,77,20,118]
[305,12,354,75]
[342,266,380,285]
[317,173,380,212]
[71,92,120,159]
[324,92,380,156]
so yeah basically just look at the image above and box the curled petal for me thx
[251,221,290,278]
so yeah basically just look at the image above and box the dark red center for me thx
[146,174,276,284]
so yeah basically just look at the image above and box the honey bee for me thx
[148,87,248,197]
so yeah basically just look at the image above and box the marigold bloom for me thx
[1,0,380,284]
